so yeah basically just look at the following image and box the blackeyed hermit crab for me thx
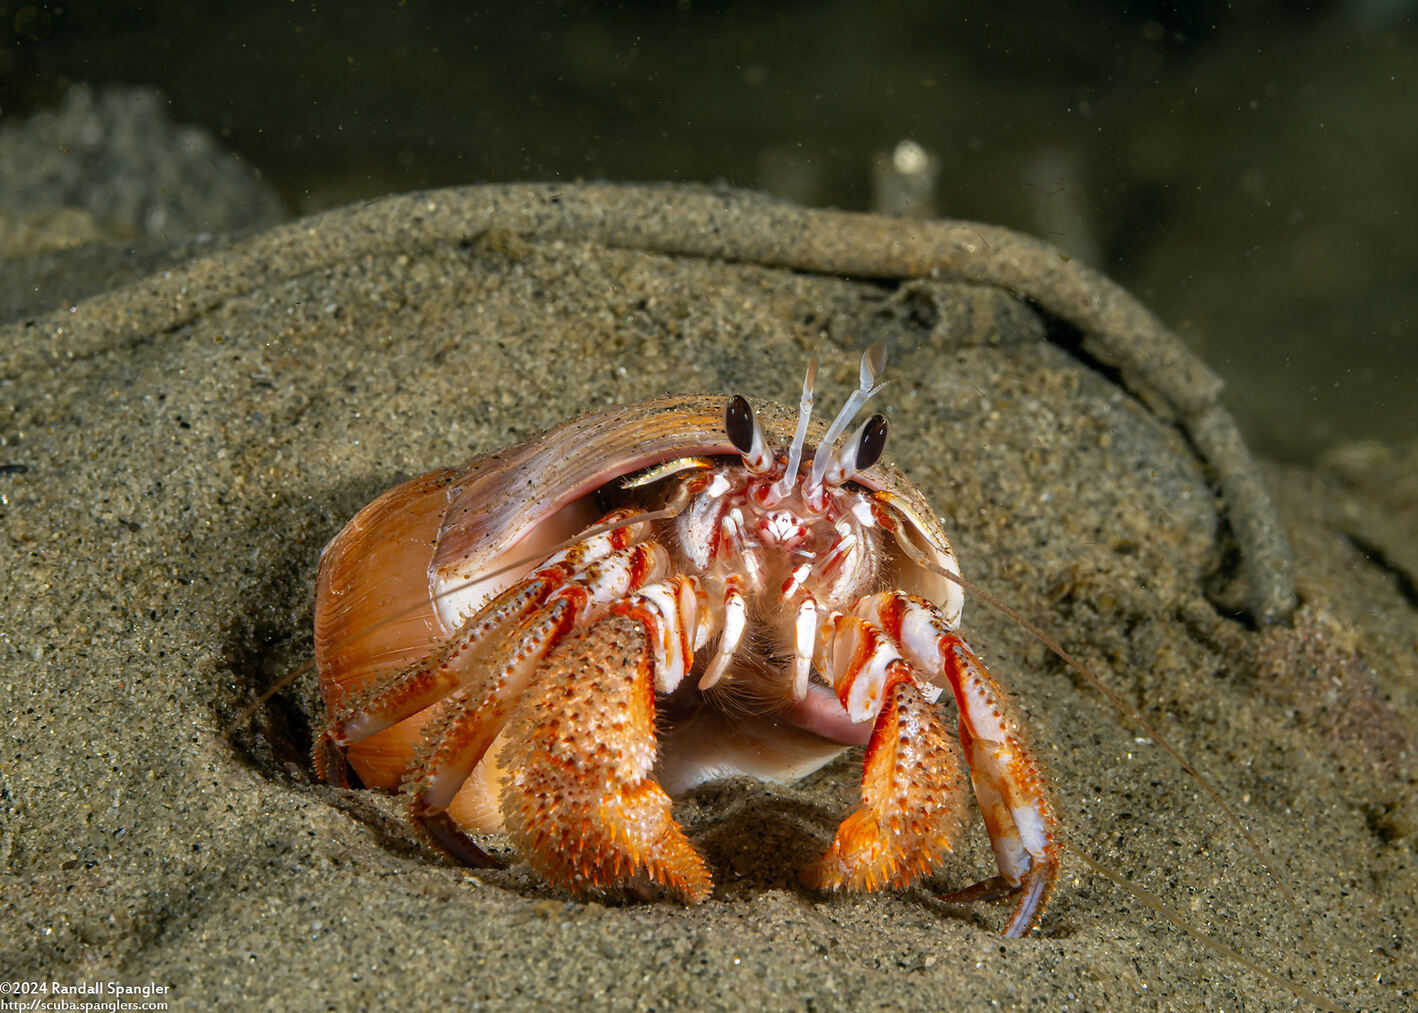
[312,348,1059,937]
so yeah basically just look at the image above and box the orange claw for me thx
[844,592,1061,936]
[804,678,967,893]
[500,611,711,902]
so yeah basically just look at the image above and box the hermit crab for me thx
[312,348,1060,937]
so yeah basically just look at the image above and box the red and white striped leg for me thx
[697,575,747,691]
[313,507,653,785]
[399,539,671,865]
[803,614,968,892]
[501,577,715,902]
[857,591,1060,937]
[314,565,570,790]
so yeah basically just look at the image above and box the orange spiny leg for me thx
[803,615,968,893]
[313,568,569,785]
[313,507,653,784]
[858,591,1060,938]
[399,542,671,866]
[501,579,712,902]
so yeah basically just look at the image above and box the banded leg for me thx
[501,578,712,901]
[313,507,653,785]
[313,566,569,787]
[803,615,968,892]
[858,591,1060,937]
[400,541,672,864]
[696,576,747,691]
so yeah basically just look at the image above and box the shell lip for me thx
[430,393,963,630]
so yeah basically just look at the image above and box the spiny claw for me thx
[848,594,1061,935]
[804,679,966,893]
[501,610,712,902]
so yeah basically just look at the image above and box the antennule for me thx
[808,344,888,491]
[768,354,819,502]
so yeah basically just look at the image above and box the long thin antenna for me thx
[1072,853,1341,1011]
[222,660,314,737]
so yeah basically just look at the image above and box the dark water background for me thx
[3,0,1413,459]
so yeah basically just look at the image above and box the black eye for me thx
[725,395,756,455]
[854,414,888,470]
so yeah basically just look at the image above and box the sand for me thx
[1,184,1412,1011]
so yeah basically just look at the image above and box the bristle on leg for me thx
[501,610,711,902]
[804,679,967,892]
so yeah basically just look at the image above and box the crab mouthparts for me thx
[760,509,807,546]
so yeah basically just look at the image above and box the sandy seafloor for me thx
[1,184,1414,1012]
